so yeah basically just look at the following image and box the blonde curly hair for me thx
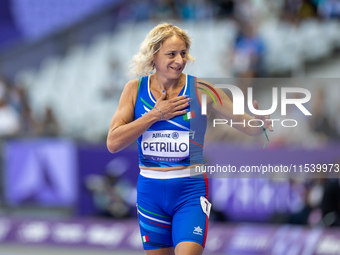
[129,23,195,77]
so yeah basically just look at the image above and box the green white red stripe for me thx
[203,172,209,248]
[183,111,195,121]
[137,208,171,225]
[142,235,149,243]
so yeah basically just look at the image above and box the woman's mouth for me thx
[171,66,182,71]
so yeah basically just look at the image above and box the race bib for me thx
[141,130,189,162]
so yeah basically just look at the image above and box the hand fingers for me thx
[265,117,274,132]
[158,90,167,100]
[157,97,189,111]
[154,95,189,120]
[170,95,189,103]
[173,102,189,111]
[174,109,188,117]
[172,98,190,108]
[251,103,275,131]
[267,122,274,132]
[257,115,274,132]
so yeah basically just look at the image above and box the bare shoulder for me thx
[195,78,232,110]
[196,78,218,98]
[120,78,140,102]
[124,78,140,92]
[111,78,140,128]
[196,78,215,88]
[195,78,219,107]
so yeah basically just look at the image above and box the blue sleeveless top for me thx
[134,74,207,168]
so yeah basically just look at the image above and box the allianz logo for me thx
[152,132,179,139]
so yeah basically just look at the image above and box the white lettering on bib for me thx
[141,130,189,162]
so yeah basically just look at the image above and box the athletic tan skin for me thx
[107,35,273,255]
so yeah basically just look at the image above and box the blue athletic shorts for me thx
[136,173,210,250]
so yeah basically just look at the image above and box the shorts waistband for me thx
[140,168,202,179]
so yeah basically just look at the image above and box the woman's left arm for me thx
[197,79,273,136]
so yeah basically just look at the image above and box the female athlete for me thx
[107,23,273,255]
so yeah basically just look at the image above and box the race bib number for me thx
[141,130,189,162]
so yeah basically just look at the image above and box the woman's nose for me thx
[174,54,184,64]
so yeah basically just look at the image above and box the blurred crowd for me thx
[85,157,136,219]
[206,84,340,148]
[0,76,59,139]
[285,85,339,147]
[118,0,340,77]
[117,0,270,78]
[83,162,340,227]
[266,176,340,227]
[119,0,340,22]
[1,0,339,147]
[209,176,340,227]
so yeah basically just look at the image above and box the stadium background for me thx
[1,0,340,254]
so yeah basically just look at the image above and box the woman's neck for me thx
[152,73,184,90]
